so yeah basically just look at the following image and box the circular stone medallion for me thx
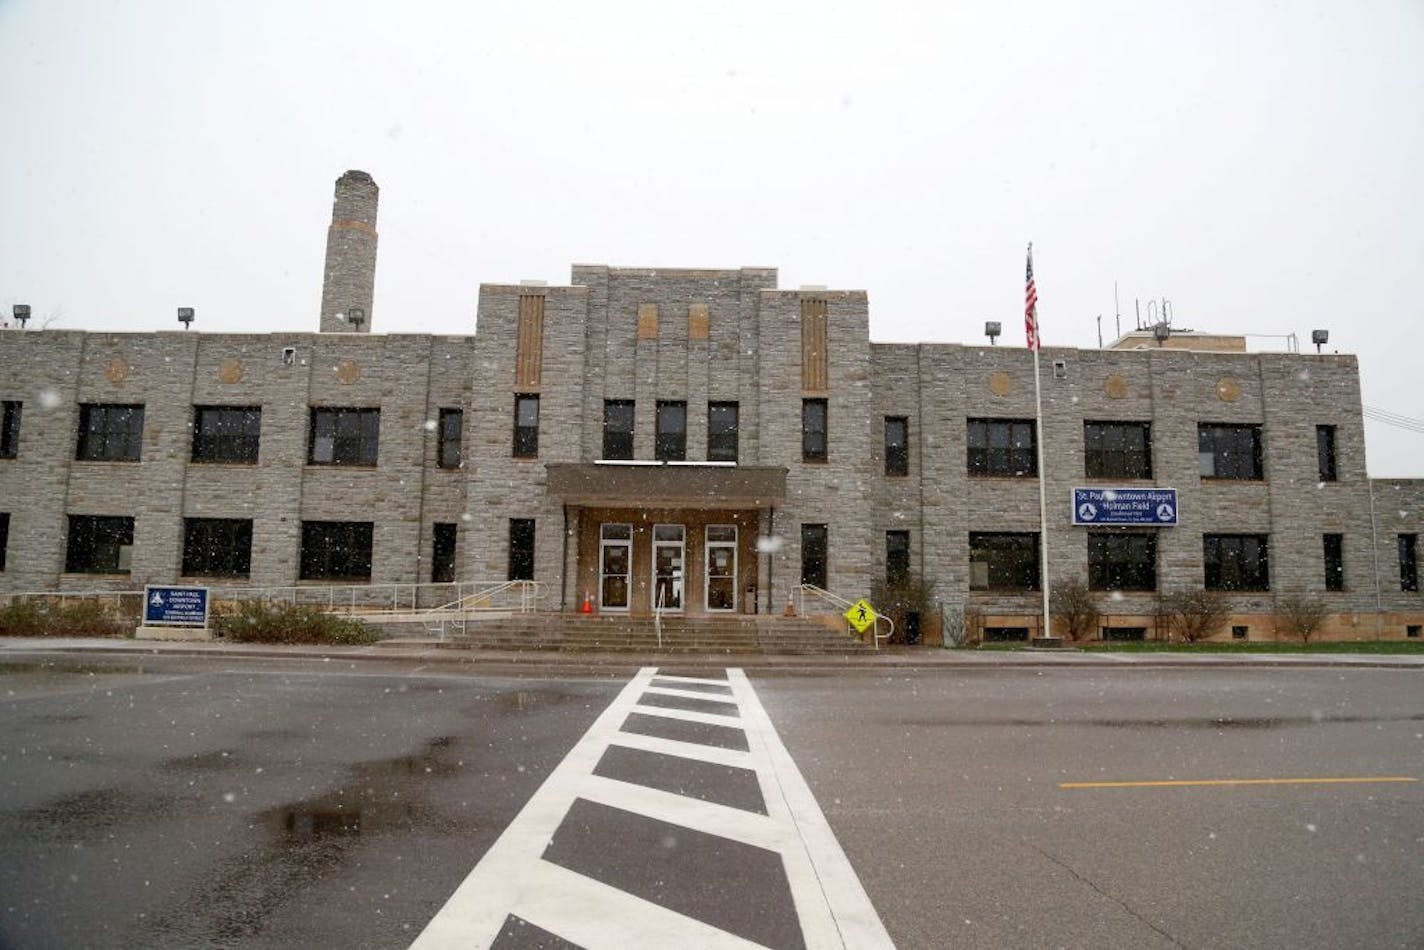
[1216,377,1242,402]
[104,356,129,384]
[988,372,1013,397]
[217,358,245,384]
[334,359,361,385]
[1104,374,1129,399]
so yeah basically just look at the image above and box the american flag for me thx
[1024,243,1040,351]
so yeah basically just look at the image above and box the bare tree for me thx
[1275,591,1329,643]
[1050,576,1099,642]
[1155,590,1231,643]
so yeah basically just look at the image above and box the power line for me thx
[1362,405,1424,435]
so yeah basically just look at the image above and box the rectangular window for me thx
[655,401,687,462]
[801,524,828,588]
[886,530,910,585]
[1407,624,1421,639]
[969,532,1041,590]
[1204,533,1270,591]
[1084,421,1152,479]
[182,518,253,577]
[509,518,535,581]
[884,417,909,477]
[513,395,540,459]
[438,408,463,469]
[76,404,144,461]
[1400,534,1419,592]
[191,406,261,463]
[603,400,635,460]
[1087,532,1157,591]
[65,515,134,574]
[967,419,1037,477]
[432,522,457,583]
[802,399,828,463]
[1323,533,1344,591]
[0,512,8,571]
[308,408,380,466]
[1197,423,1263,479]
[708,402,739,463]
[299,521,373,580]
[1,400,20,458]
[1316,425,1338,482]
[1232,625,1250,640]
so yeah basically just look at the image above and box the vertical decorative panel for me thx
[688,303,710,340]
[637,303,659,340]
[516,294,544,389]
[801,298,828,394]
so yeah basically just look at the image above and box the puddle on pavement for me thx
[8,786,177,842]
[495,688,574,713]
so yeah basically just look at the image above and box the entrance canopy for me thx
[545,462,787,509]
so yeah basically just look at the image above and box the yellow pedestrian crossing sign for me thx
[844,598,878,634]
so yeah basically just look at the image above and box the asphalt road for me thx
[1,653,1420,949]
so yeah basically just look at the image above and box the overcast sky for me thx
[2,1,1421,475]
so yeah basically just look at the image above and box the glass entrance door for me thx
[599,523,631,611]
[705,525,738,612]
[652,524,685,612]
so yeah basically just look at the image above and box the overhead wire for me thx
[1362,405,1424,435]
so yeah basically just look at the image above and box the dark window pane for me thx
[308,408,379,466]
[1323,533,1344,591]
[1400,534,1419,592]
[802,399,827,463]
[1204,534,1270,591]
[708,402,738,462]
[1317,425,1338,482]
[65,515,135,574]
[655,401,687,461]
[801,524,828,588]
[514,395,539,458]
[432,522,457,583]
[886,530,910,584]
[192,406,261,463]
[969,532,1041,590]
[299,521,373,580]
[884,417,908,477]
[603,400,635,460]
[76,404,144,461]
[1198,424,1263,480]
[0,512,10,572]
[509,518,535,580]
[967,419,1036,477]
[1084,421,1152,479]
[182,518,252,576]
[0,401,21,458]
[1088,532,1157,591]
[438,408,463,469]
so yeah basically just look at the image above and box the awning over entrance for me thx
[545,462,787,509]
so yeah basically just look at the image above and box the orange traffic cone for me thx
[580,592,594,614]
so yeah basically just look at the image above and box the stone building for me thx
[1,170,1420,641]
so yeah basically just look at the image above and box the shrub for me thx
[1155,590,1231,643]
[212,601,378,645]
[0,597,130,637]
[870,573,937,644]
[1050,576,1099,641]
[1276,591,1329,643]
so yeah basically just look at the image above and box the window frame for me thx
[1083,421,1152,480]
[967,418,1037,477]
[969,531,1041,591]
[603,400,635,460]
[1323,533,1344,591]
[655,400,687,462]
[513,394,540,459]
[885,530,910,585]
[508,518,536,581]
[802,399,828,463]
[308,407,380,466]
[299,520,374,581]
[1203,533,1271,591]
[64,515,135,574]
[1316,425,1338,482]
[884,416,909,477]
[191,405,261,464]
[0,400,20,459]
[181,517,253,577]
[432,522,458,583]
[1197,423,1263,480]
[1400,533,1419,592]
[800,524,828,589]
[76,403,144,462]
[1087,531,1158,591]
[707,401,739,463]
[437,408,463,469]
[0,511,9,572]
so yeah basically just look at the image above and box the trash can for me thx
[744,587,758,614]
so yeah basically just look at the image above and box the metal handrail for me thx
[793,584,895,650]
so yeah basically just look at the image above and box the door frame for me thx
[704,524,738,613]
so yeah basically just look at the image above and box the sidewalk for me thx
[3,636,1423,671]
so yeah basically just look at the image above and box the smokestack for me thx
[318,170,379,333]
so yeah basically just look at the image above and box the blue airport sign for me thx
[144,585,210,626]
[1072,488,1178,526]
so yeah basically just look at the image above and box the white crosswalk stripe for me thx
[410,666,893,950]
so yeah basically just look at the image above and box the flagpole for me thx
[1027,243,1052,639]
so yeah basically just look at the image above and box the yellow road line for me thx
[1059,776,1418,790]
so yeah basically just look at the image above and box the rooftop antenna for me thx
[1135,297,1142,330]
[1114,281,1121,338]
